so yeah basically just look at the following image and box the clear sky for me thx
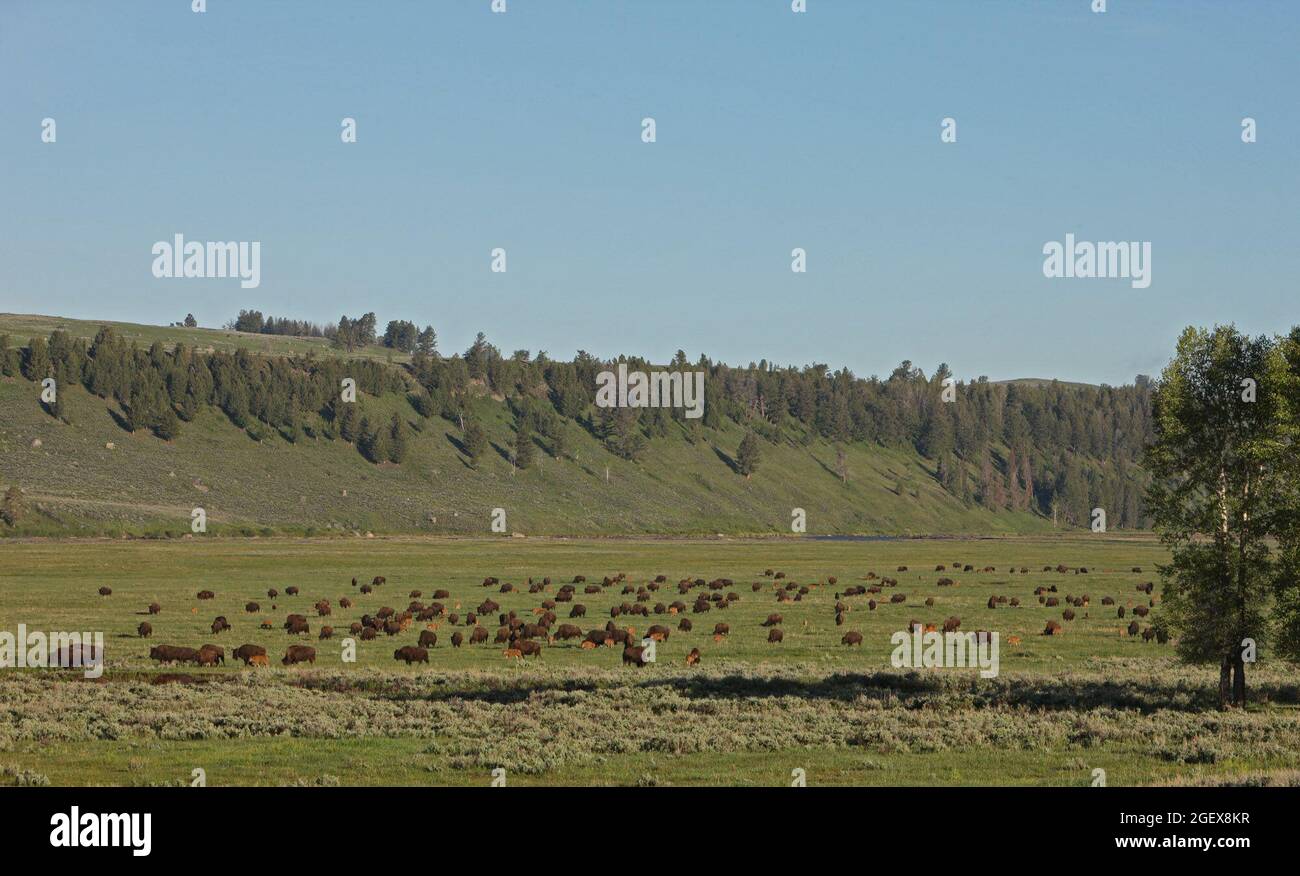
[2,0,1296,385]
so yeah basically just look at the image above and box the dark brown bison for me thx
[197,590,215,600]
[762,613,783,627]
[553,624,584,641]
[245,602,260,613]
[98,587,112,597]
[469,626,489,644]
[1043,620,1063,636]
[233,644,266,665]
[285,586,300,596]
[418,629,438,648]
[282,645,316,665]
[394,645,429,665]
[137,622,153,638]
[841,631,863,646]
[148,602,161,615]
[150,645,200,665]
[197,644,225,666]
[767,628,784,643]
[319,626,334,640]
[451,631,464,647]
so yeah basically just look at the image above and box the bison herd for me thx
[124,560,1164,675]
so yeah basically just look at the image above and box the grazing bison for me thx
[319,626,334,640]
[841,631,863,646]
[451,631,464,648]
[1042,620,1063,636]
[767,628,784,643]
[245,602,260,613]
[148,602,162,615]
[339,597,352,609]
[516,640,542,658]
[98,587,112,597]
[1127,620,1140,636]
[1133,605,1150,617]
[943,616,961,633]
[137,622,153,638]
[285,586,299,596]
[469,626,489,644]
[554,624,584,641]
[418,630,438,648]
[622,643,648,666]
[197,644,225,666]
[712,623,729,637]
[150,645,200,665]
[267,588,279,599]
[762,613,783,627]
[197,590,215,600]
[1062,609,1076,621]
[394,645,429,665]
[282,645,316,665]
[284,614,309,635]
[233,644,267,665]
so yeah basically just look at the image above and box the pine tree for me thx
[463,418,487,466]
[388,413,407,463]
[513,418,534,469]
[736,431,761,478]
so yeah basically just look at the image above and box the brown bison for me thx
[233,644,267,665]
[1043,620,1063,636]
[137,622,153,638]
[451,631,464,648]
[762,613,783,627]
[197,590,215,600]
[98,587,112,597]
[394,645,429,665]
[841,631,863,646]
[767,628,784,643]
[197,644,225,666]
[282,645,316,665]
[211,616,231,634]
[149,645,200,665]
[418,629,438,648]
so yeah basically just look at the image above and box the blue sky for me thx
[2,0,1296,385]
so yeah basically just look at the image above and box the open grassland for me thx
[3,534,1300,786]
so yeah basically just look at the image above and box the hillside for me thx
[0,314,1146,538]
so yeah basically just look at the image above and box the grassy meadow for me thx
[3,534,1300,787]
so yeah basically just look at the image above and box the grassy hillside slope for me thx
[0,313,1067,537]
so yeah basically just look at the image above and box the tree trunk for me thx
[1232,651,1247,708]
[1218,653,1233,710]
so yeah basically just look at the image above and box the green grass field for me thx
[3,534,1299,786]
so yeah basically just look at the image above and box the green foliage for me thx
[0,486,24,527]
[1145,325,1298,707]
[736,431,761,477]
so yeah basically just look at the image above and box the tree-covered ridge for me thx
[0,323,1153,529]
